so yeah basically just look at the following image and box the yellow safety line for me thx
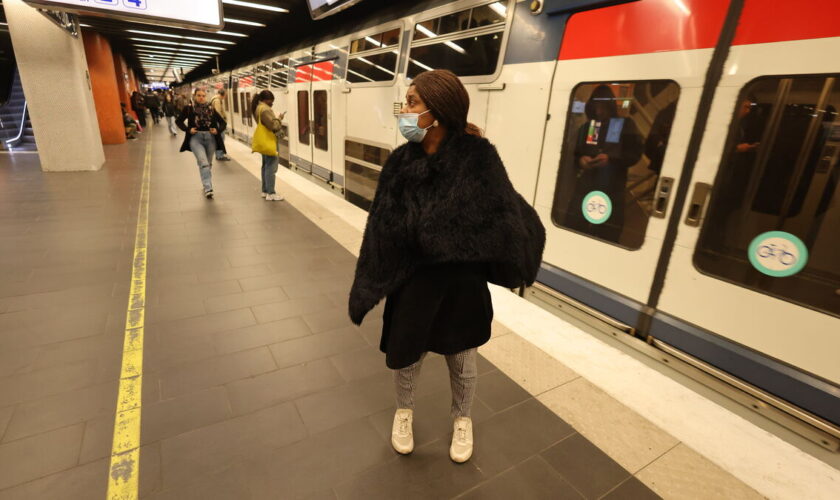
[107,140,152,500]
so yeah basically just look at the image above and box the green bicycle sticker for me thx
[748,231,808,277]
[582,191,612,225]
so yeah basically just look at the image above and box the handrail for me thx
[5,100,27,149]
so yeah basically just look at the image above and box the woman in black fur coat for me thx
[348,70,545,463]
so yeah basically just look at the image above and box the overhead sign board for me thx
[23,0,224,31]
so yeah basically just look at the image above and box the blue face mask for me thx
[398,110,434,143]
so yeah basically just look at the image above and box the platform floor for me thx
[0,129,661,499]
[0,125,834,499]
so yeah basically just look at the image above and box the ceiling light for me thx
[489,2,507,17]
[416,25,437,38]
[136,50,208,60]
[224,17,265,27]
[133,44,220,55]
[136,49,210,59]
[127,29,235,45]
[130,38,227,50]
[137,57,208,65]
[140,57,206,64]
[217,30,247,37]
[222,1,288,13]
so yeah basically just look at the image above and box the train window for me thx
[351,28,401,54]
[551,81,681,249]
[408,2,507,79]
[256,74,270,89]
[313,90,328,151]
[407,32,503,78]
[347,29,401,84]
[413,8,471,40]
[345,139,390,211]
[232,85,239,114]
[271,59,289,88]
[469,2,506,29]
[412,1,506,40]
[240,93,248,126]
[246,92,253,127]
[297,90,310,145]
[347,51,398,83]
[696,75,840,317]
[381,28,400,47]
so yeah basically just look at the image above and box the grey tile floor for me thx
[0,128,661,499]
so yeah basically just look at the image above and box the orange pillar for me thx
[112,53,131,113]
[82,30,125,145]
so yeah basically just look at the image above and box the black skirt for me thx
[380,262,493,369]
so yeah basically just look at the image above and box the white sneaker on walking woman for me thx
[450,417,473,463]
[391,409,414,454]
[265,193,284,201]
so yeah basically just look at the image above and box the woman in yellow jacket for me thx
[251,90,286,201]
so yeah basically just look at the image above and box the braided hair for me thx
[411,70,482,137]
[250,89,274,118]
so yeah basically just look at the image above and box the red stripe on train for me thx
[733,0,840,46]
[558,0,729,60]
[295,61,334,83]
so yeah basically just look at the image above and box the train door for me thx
[533,0,732,307]
[268,58,291,167]
[293,60,335,180]
[654,1,840,397]
[236,70,256,141]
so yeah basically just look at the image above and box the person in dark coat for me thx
[163,93,178,137]
[565,84,643,244]
[145,91,161,124]
[175,88,227,199]
[130,91,146,129]
[348,70,545,463]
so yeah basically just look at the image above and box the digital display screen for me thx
[306,0,365,20]
[23,0,223,30]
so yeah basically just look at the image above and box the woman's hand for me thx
[210,128,218,135]
[590,154,609,168]
[579,155,593,169]
[190,127,198,134]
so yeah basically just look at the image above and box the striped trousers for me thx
[394,348,478,418]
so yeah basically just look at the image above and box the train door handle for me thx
[477,83,505,91]
[684,182,712,227]
[652,177,674,218]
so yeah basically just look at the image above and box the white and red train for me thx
[191,0,840,449]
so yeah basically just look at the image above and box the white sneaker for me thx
[391,409,414,455]
[261,192,267,198]
[265,193,284,201]
[450,417,473,463]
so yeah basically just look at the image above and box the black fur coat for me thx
[348,132,546,325]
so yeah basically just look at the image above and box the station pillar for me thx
[4,0,105,171]
[113,53,132,113]
[83,30,125,145]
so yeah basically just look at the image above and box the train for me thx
[188,0,840,450]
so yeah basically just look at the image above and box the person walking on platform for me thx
[175,92,188,114]
[176,88,227,199]
[130,91,146,129]
[348,70,545,463]
[250,90,286,201]
[211,89,232,161]
[163,93,178,137]
[146,91,161,125]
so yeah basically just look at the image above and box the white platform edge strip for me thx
[225,139,839,499]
